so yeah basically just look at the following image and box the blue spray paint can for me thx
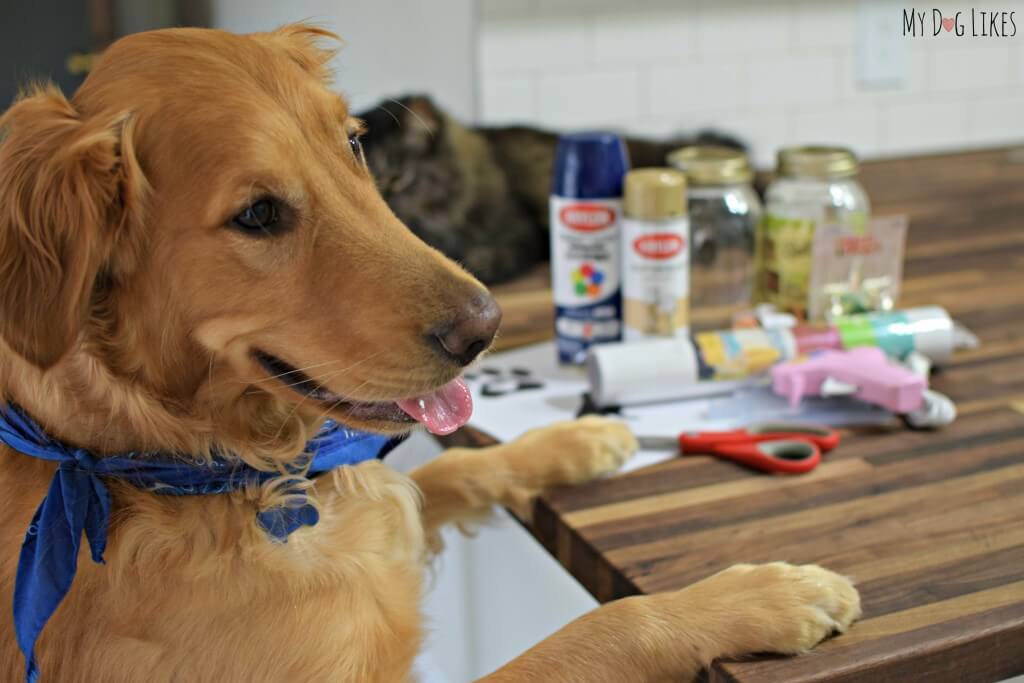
[550,133,630,364]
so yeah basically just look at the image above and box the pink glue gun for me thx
[771,347,926,413]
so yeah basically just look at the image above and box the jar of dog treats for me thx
[668,146,760,318]
[756,146,870,318]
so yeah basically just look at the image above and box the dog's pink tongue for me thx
[396,378,473,435]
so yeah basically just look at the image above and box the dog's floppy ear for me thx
[0,85,140,368]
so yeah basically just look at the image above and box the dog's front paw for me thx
[688,562,861,656]
[518,415,637,485]
[500,417,637,516]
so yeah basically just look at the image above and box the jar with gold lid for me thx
[668,145,760,316]
[756,146,870,318]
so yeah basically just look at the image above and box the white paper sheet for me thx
[466,342,740,473]
[465,341,895,474]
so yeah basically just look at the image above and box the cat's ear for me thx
[401,95,444,154]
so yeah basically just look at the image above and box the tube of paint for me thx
[832,306,956,363]
[550,133,630,365]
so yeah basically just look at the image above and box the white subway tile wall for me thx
[476,0,1024,166]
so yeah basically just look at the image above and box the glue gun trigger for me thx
[820,377,859,398]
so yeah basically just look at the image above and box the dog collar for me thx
[0,403,402,683]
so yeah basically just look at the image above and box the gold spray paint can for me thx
[622,168,690,339]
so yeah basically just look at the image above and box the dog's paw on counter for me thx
[498,416,638,518]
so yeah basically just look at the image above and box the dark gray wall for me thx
[0,1,93,106]
[0,1,210,106]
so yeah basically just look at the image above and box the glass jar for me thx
[668,145,761,316]
[756,146,870,318]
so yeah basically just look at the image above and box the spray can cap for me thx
[623,168,687,220]
[552,132,630,199]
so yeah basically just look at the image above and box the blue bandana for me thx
[0,404,401,683]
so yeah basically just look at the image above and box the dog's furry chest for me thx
[1,456,426,682]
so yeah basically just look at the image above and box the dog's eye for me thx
[348,133,364,162]
[231,199,280,236]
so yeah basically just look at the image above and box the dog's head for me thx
[0,26,500,448]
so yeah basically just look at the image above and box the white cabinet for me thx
[388,432,597,682]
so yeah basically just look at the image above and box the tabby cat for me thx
[358,95,742,285]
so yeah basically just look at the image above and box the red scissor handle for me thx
[678,422,840,453]
[712,440,822,474]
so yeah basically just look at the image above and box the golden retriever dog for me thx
[0,25,860,682]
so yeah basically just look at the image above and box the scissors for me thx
[637,422,840,475]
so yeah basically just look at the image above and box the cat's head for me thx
[359,95,445,181]
[357,96,471,253]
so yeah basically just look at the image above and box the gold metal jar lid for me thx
[667,145,754,185]
[777,146,859,179]
[623,168,687,220]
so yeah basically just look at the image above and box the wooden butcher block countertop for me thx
[452,148,1024,682]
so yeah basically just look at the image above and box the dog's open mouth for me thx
[252,350,473,435]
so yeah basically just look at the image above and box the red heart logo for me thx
[942,16,955,32]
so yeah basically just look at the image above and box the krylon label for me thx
[632,233,685,260]
[559,204,617,232]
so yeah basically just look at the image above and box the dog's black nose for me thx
[434,292,502,366]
